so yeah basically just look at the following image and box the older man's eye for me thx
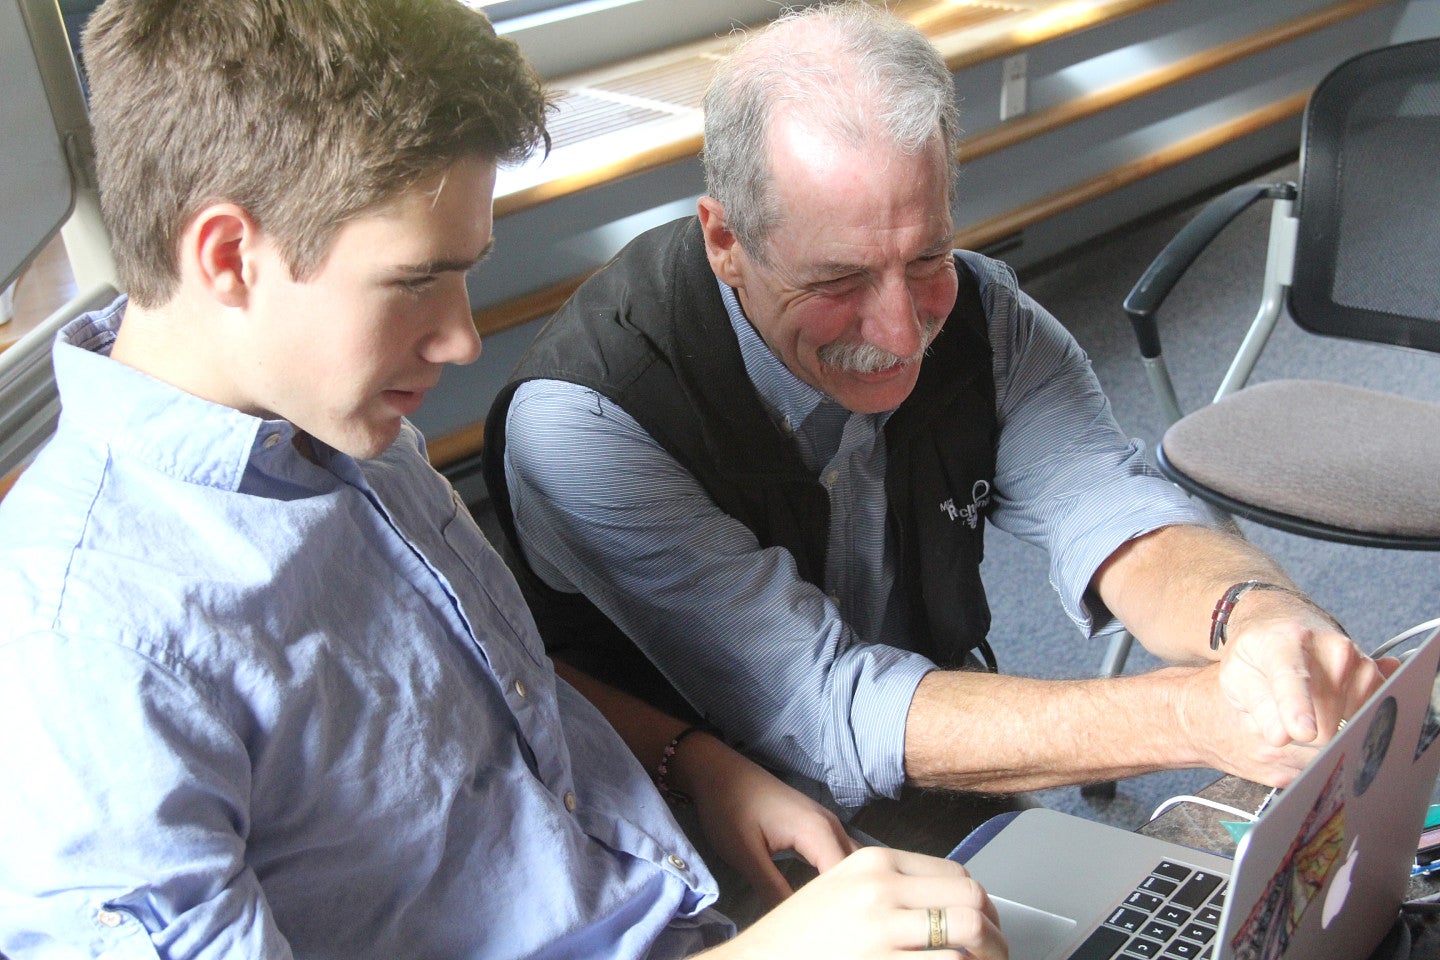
[816,275,860,294]
[909,253,951,276]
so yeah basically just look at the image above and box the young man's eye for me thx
[399,276,438,294]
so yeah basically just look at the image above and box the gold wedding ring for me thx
[926,906,947,949]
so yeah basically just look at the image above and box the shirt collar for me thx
[54,297,333,495]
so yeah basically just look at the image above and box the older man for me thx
[484,2,1388,853]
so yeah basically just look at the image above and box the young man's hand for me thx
[681,732,857,906]
[703,846,1007,959]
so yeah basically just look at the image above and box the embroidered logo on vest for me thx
[940,480,992,529]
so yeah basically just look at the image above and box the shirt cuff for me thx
[843,648,937,806]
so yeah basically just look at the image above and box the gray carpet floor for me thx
[988,159,1440,829]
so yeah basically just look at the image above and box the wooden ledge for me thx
[1,233,76,356]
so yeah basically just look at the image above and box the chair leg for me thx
[1082,780,1118,799]
[1099,629,1134,679]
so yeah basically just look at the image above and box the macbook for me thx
[958,625,1440,960]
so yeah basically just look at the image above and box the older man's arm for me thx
[504,379,936,808]
[900,524,1393,794]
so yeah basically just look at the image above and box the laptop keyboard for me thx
[1067,859,1228,960]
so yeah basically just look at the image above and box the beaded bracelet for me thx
[655,725,707,806]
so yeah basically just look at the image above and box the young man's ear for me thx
[696,196,745,288]
[184,203,259,308]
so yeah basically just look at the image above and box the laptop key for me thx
[1139,876,1178,897]
[1066,924,1129,960]
[1182,923,1216,944]
[1196,907,1221,927]
[1108,907,1147,933]
[1171,871,1224,909]
[1126,891,1164,912]
[1124,936,1166,957]
[1153,861,1193,882]
[1163,940,1203,959]
[1141,921,1177,942]
[1158,905,1190,926]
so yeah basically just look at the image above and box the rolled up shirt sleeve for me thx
[504,381,930,807]
[965,251,1210,636]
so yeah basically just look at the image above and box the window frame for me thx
[488,0,782,79]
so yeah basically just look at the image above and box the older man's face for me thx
[701,117,958,414]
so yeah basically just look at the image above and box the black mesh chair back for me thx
[1290,38,1440,352]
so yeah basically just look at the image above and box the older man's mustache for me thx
[816,318,942,374]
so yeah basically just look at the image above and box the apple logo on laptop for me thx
[1322,837,1360,928]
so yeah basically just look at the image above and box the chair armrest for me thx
[1123,182,1295,359]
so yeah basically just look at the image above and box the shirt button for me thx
[262,433,282,449]
[96,909,124,928]
[823,469,839,486]
[564,791,577,812]
[514,679,528,699]
[667,854,688,871]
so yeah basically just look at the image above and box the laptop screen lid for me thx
[1216,624,1440,960]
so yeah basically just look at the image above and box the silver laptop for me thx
[960,624,1440,960]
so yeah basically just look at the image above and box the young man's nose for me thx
[428,285,483,366]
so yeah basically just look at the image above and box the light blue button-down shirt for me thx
[503,251,1207,809]
[0,299,727,959]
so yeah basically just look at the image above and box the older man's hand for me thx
[1173,603,1396,785]
[1218,602,1395,748]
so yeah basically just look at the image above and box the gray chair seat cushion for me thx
[1161,379,1440,537]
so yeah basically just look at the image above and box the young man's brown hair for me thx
[82,0,549,307]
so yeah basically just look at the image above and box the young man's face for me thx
[241,156,495,458]
[701,117,958,415]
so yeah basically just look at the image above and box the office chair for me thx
[1081,37,1440,800]
[1,0,116,479]
[1123,36,1440,547]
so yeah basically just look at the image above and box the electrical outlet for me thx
[1000,53,1028,121]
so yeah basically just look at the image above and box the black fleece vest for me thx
[484,217,998,722]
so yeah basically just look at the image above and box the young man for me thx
[0,1,1005,957]
[486,1,1391,854]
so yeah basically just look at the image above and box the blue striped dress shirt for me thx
[0,299,726,959]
